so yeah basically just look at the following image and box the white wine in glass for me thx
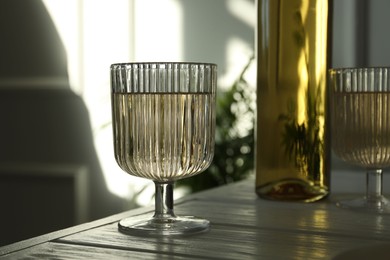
[330,67,390,213]
[111,62,217,235]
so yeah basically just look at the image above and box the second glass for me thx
[330,67,390,213]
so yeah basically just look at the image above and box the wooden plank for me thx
[49,199,390,259]
[173,199,390,241]
[0,242,194,260]
[188,179,390,242]
[191,177,258,202]
[52,221,383,260]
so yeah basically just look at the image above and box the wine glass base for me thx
[118,214,210,237]
[336,196,390,214]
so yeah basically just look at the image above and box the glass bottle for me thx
[255,0,332,202]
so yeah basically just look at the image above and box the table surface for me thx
[2,172,390,260]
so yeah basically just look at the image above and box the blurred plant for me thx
[177,56,255,193]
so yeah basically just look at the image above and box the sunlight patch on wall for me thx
[133,0,183,61]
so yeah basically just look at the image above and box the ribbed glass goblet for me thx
[330,67,390,213]
[111,62,217,235]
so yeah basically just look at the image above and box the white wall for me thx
[332,0,390,68]
[368,0,390,66]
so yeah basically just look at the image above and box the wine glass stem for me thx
[154,181,176,219]
[366,169,383,202]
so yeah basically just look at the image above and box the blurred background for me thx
[44,0,257,199]
[1,0,390,246]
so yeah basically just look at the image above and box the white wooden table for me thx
[1,170,390,259]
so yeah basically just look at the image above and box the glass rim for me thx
[329,67,390,73]
[329,66,390,92]
[110,61,217,94]
[110,62,217,69]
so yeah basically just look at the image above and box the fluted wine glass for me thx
[110,62,217,235]
[330,67,390,213]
